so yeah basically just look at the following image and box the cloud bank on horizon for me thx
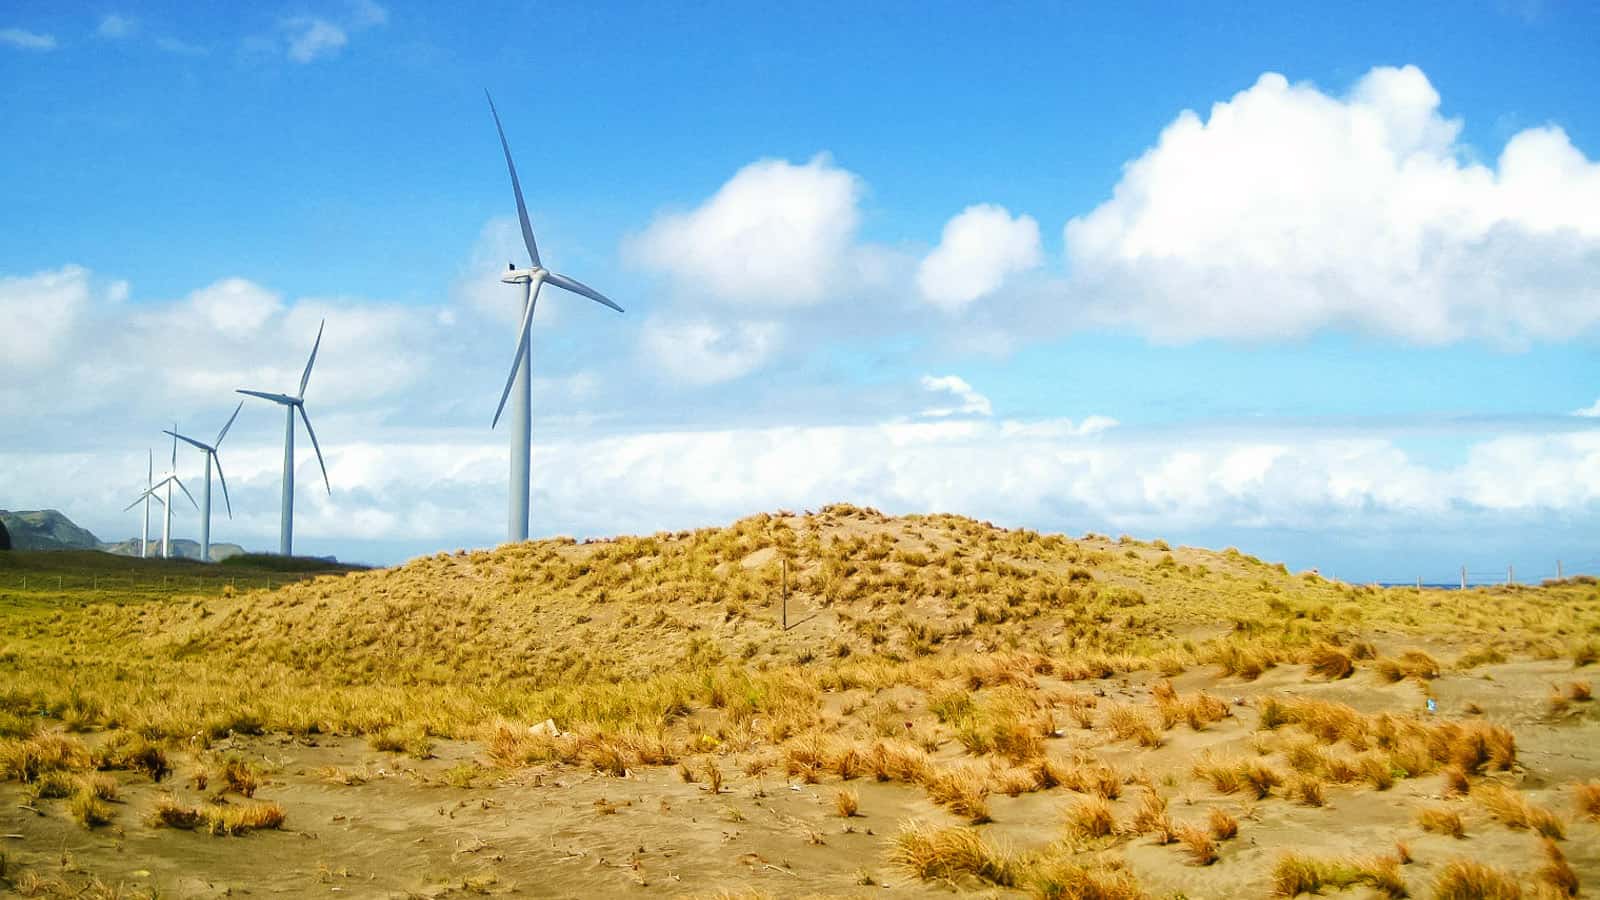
[1,61,1597,575]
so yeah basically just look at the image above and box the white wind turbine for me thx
[164,401,242,563]
[237,320,331,557]
[130,431,199,559]
[121,448,164,558]
[485,91,624,543]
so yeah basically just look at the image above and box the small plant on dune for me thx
[1576,781,1600,821]
[1287,774,1325,807]
[217,755,260,798]
[1441,764,1470,797]
[1418,807,1466,838]
[1477,784,1564,839]
[1272,853,1406,899]
[705,759,724,794]
[1021,858,1143,900]
[1065,796,1116,839]
[1240,759,1284,799]
[1308,645,1354,680]
[0,732,90,783]
[1131,789,1173,843]
[1572,640,1599,668]
[69,785,113,828]
[1537,838,1578,898]
[1174,824,1217,865]
[202,801,286,836]
[1567,680,1592,702]
[1393,840,1411,865]
[924,765,992,824]
[367,725,434,759]
[91,731,170,782]
[79,773,118,802]
[1104,703,1162,748]
[1430,859,1521,900]
[148,794,204,829]
[1376,649,1441,682]
[887,822,1015,887]
[28,769,77,800]
[834,788,859,817]
[1208,808,1238,840]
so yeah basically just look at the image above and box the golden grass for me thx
[833,788,859,818]
[1173,823,1217,865]
[1308,645,1354,680]
[1430,860,1522,900]
[1271,853,1407,898]
[1130,789,1173,843]
[1576,781,1600,821]
[1538,838,1578,898]
[887,822,1014,887]
[1208,808,1238,840]
[1022,859,1143,900]
[1064,795,1116,839]
[1286,774,1325,807]
[1418,806,1466,838]
[1477,783,1565,839]
[69,785,113,828]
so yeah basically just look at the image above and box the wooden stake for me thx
[1460,565,1466,591]
[781,557,788,631]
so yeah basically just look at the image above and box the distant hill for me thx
[0,509,100,551]
[0,509,246,561]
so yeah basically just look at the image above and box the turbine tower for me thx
[238,320,330,557]
[122,449,160,558]
[486,92,624,543]
[132,431,198,559]
[164,401,242,563]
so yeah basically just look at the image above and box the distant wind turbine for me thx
[128,431,198,559]
[238,320,331,557]
[164,401,242,563]
[485,91,625,543]
[121,448,161,558]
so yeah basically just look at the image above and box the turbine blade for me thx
[485,91,541,268]
[164,430,213,453]
[547,272,624,313]
[215,400,243,447]
[123,490,153,512]
[170,427,178,468]
[147,448,153,483]
[173,476,199,511]
[491,279,541,429]
[238,389,296,405]
[299,319,325,398]
[297,405,332,494]
[213,451,233,519]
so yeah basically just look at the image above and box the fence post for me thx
[1416,576,1421,590]
[1507,565,1514,587]
[1557,559,1563,580]
[57,576,62,590]
[781,557,788,631]
[1460,566,1466,591]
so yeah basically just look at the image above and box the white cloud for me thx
[348,0,388,27]
[0,266,96,368]
[1575,399,1600,417]
[96,14,136,39]
[918,204,1042,311]
[283,17,347,62]
[1064,65,1600,345]
[155,36,206,56]
[629,155,863,306]
[639,318,780,385]
[919,375,992,417]
[0,27,55,50]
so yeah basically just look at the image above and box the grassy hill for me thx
[0,504,1596,897]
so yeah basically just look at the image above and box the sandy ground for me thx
[4,656,1597,898]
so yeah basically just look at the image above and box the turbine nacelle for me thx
[500,265,542,285]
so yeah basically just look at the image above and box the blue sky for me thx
[2,1,1597,581]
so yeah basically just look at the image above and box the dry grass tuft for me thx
[1287,774,1325,807]
[1308,645,1354,680]
[1174,823,1217,865]
[1105,703,1163,747]
[1208,808,1238,840]
[1023,859,1143,900]
[1441,764,1470,797]
[1065,796,1116,839]
[1537,838,1578,898]
[1477,783,1565,839]
[1271,853,1407,898]
[69,786,113,828]
[1131,789,1173,843]
[147,795,285,835]
[834,788,859,818]
[0,732,90,783]
[887,822,1014,887]
[1418,807,1465,838]
[1430,859,1521,900]
[1576,781,1600,821]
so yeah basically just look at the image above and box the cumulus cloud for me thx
[0,27,55,50]
[629,155,864,306]
[918,204,1042,311]
[919,375,992,417]
[1063,65,1600,345]
[0,266,102,369]
[1575,399,1600,417]
[639,318,780,385]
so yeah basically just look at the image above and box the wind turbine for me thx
[132,431,198,559]
[164,401,242,563]
[121,448,160,558]
[237,320,330,557]
[485,91,624,543]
